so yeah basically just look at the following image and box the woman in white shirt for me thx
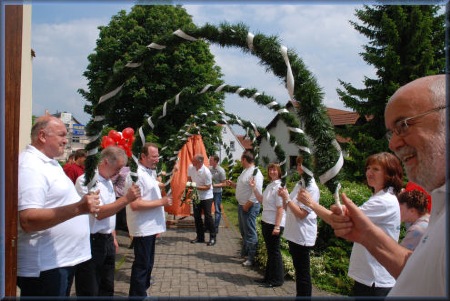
[297,152,403,297]
[278,156,320,297]
[250,163,286,287]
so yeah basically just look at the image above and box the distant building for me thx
[51,111,89,161]
[216,124,246,163]
[259,102,369,170]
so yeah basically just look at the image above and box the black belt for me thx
[90,233,112,239]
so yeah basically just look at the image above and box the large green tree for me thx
[79,5,224,152]
[337,5,445,181]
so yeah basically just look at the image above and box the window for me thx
[230,141,235,151]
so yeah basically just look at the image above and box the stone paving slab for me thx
[111,214,340,299]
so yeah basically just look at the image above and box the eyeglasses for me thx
[385,105,447,141]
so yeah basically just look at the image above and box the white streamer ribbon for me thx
[173,29,198,41]
[280,45,294,100]
[319,139,344,184]
[287,126,304,134]
[94,116,105,122]
[235,87,244,95]
[147,116,154,129]
[200,84,212,94]
[247,32,254,51]
[266,101,278,108]
[138,127,145,146]
[251,92,261,99]
[215,84,227,92]
[147,43,166,50]
[175,92,181,105]
[301,165,314,178]
[98,84,124,104]
[87,148,98,157]
[125,62,141,68]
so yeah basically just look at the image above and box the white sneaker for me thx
[242,260,253,267]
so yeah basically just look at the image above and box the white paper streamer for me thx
[247,32,254,51]
[138,127,145,146]
[215,84,227,92]
[98,84,124,104]
[125,62,141,68]
[298,146,311,154]
[251,92,261,99]
[287,126,304,134]
[147,116,154,129]
[147,43,166,50]
[132,154,139,167]
[200,84,212,94]
[86,172,98,191]
[276,108,289,114]
[280,45,295,100]
[94,116,105,122]
[319,139,344,184]
[235,87,244,95]
[159,101,168,118]
[301,165,314,178]
[175,92,181,105]
[173,29,198,41]
[333,182,343,213]
[87,148,98,157]
[266,101,278,108]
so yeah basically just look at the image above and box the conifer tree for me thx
[337,5,445,181]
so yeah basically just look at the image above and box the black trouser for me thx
[261,220,284,286]
[352,280,391,297]
[75,233,115,296]
[17,266,75,297]
[288,241,312,296]
[193,198,215,241]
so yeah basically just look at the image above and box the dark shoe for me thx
[259,282,282,288]
[206,239,216,246]
[254,278,267,284]
[190,238,205,244]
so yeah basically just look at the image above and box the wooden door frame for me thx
[4,4,22,297]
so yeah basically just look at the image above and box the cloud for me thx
[32,4,376,129]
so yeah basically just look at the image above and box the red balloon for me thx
[108,130,121,142]
[102,136,115,148]
[122,127,135,139]
[125,148,132,158]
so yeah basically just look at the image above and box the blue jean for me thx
[17,266,75,297]
[129,235,157,297]
[213,192,222,232]
[75,233,115,296]
[238,202,260,262]
[288,240,312,296]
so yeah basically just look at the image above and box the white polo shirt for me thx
[283,177,320,246]
[126,163,166,237]
[17,145,91,277]
[235,166,263,206]
[261,179,286,227]
[188,164,213,200]
[75,171,117,234]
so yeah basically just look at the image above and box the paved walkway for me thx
[111,214,339,298]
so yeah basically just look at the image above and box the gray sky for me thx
[31,2,378,128]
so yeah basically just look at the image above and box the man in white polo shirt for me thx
[17,115,100,297]
[188,154,216,246]
[74,146,140,296]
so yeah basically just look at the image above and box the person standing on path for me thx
[209,154,227,234]
[251,163,285,288]
[74,146,141,296]
[226,150,263,267]
[17,115,100,297]
[189,154,216,246]
[278,155,319,297]
[298,152,403,297]
[126,142,173,297]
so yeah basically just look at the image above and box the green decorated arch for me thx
[83,22,343,196]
